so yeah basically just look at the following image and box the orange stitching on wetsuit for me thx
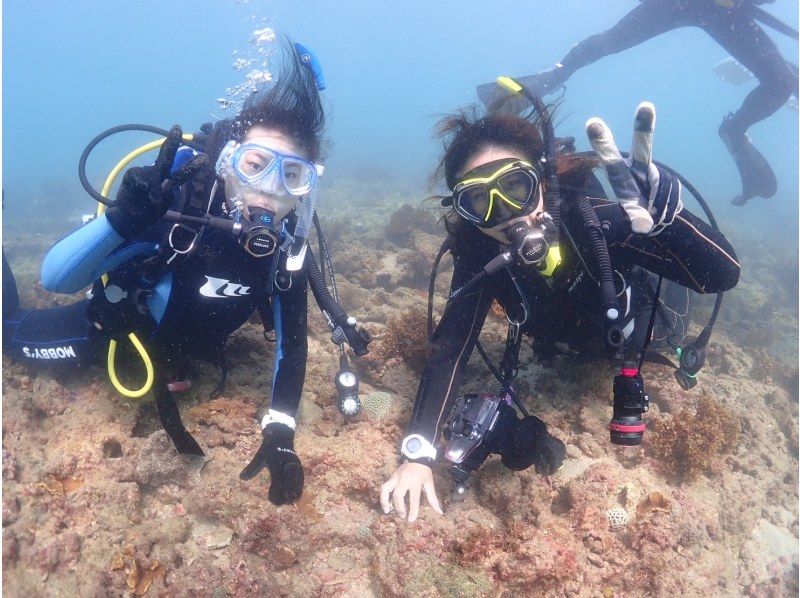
[676,214,740,269]
[666,248,704,292]
[617,241,670,262]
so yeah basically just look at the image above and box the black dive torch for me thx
[609,361,650,446]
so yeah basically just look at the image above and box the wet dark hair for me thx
[435,106,545,191]
[206,37,326,162]
[432,105,596,238]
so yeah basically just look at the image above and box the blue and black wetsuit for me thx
[3,148,308,455]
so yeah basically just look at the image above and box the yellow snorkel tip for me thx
[497,76,523,95]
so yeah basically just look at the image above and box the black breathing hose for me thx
[78,124,206,206]
[305,246,348,325]
[514,81,620,320]
[574,196,619,319]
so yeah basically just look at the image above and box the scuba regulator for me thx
[162,204,280,259]
[232,206,280,258]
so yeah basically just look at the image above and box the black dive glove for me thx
[105,125,208,239]
[499,414,567,475]
[239,423,304,505]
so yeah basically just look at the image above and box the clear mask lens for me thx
[233,144,318,197]
[237,147,276,178]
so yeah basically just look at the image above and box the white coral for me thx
[363,391,393,419]
[605,507,630,530]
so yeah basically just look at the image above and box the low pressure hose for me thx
[107,333,155,398]
[305,246,349,326]
[574,195,619,321]
[94,133,196,398]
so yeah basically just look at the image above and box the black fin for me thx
[719,117,777,205]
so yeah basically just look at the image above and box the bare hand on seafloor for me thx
[380,462,444,523]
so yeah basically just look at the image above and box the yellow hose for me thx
[107,334,155,398]
[96,133,194,398]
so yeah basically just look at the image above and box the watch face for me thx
[407,437,422,453]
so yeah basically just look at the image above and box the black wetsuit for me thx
[407,192,740,444]
[545,0,797,138]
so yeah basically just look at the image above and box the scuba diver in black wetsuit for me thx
[477,0,799,206]
[380,86,740,523]
[2,40,370,506]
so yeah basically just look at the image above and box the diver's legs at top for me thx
[476,0,686,108]
[519,0,686,96]
[707,13,795,132]
[706,12,789,204]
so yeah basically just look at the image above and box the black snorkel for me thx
[494,77,563,241]
[491,77,621,324]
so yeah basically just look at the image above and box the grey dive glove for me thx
[586,102,683,236]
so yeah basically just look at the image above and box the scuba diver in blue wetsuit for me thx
[2,39,370,506]
[477,0,799,206]
[381,80,740,523]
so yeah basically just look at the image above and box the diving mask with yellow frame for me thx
[451,158,541,228]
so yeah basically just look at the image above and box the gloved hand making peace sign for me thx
[586,102,683,236]
[106,125,208,239]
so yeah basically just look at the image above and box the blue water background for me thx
[3,0,798,243]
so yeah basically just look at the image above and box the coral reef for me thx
[605,507,629,530]
[361,390,394,419]
[384,203,439,247]
[650,394,741,481]
[2,192,797,597]
[366,306,431,373]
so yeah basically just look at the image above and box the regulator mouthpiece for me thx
[241,207,279,258]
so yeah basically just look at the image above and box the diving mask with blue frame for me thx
[216,140,323,198]
[450,158,541,229]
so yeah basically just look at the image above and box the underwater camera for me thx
[443,392,513,499]
[609,362,650,446]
